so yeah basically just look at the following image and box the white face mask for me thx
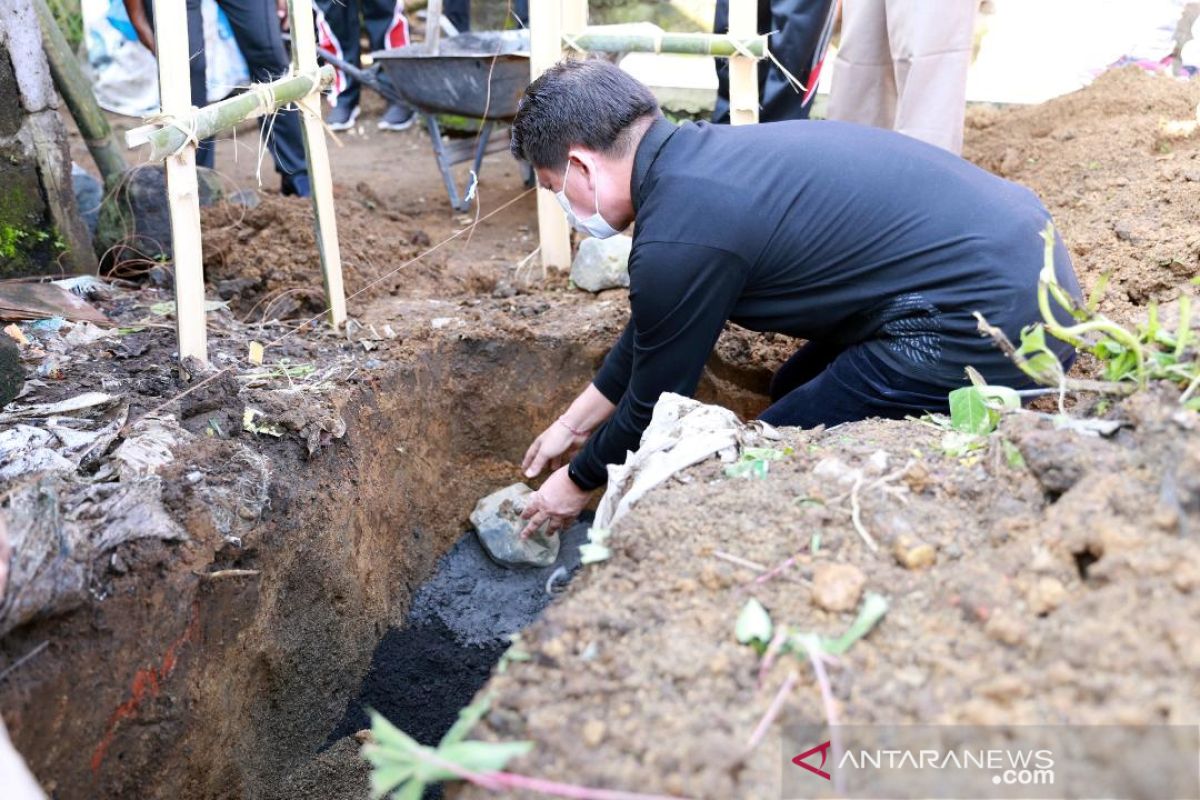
[556,160,620,239]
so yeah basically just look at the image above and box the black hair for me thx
[510,58,661,169]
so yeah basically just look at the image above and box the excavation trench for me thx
[0,326,768,799]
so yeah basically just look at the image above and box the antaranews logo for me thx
[791,740,832,781]
[783,725,1200,799]
[790,741,1055,787]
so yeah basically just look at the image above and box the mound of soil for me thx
[464,389,1200,799]
[201,193,429,320]
[965,67,1200,322]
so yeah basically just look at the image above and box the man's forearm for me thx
[559,383,616,434]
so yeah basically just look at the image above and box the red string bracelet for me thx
[555,417,589,437]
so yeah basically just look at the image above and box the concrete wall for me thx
[0,0,94,277]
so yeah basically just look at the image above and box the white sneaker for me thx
[378,104,417,131]
[326,104,360,132]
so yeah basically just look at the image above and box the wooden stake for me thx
[152,0,207,363]
[288,0,347,329]
[425,0,443,53]
[727,0,759,125]
[528,0,572,271]
[562,0,588,36]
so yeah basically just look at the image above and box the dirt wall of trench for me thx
[0,332,608,799]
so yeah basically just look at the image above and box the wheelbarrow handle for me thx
[281,32,409,108]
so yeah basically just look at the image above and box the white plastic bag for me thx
[83,0,250,117]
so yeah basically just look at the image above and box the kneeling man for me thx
[515,59,1080,536]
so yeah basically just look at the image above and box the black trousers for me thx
[148,0,309,193]
[759,339,1076,429]
[315,0,470,109]
[713,0,838,123]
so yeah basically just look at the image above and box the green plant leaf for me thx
[979,385,1021,412]
[941,430,986,457]
[368,763,416,798]
[368,710,420,753]
[1016,325,1066,384]
[439,740,534,774]
[948,387,993,434]
[443,696,491,746]
[1001,438,1026,469]
[392,779,425,800]
[820,592,890,655]
[735,598,773,645]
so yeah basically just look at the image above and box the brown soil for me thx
[10,61,1195,800]
[462,390,1200,799]
[965,67,1200,322]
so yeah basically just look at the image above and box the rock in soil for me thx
[0,334,24,406]
[811,562,866,612]
[95,164,223,264]
[892,535,937,570]
[570,235,632,293]
[471,483,560,568]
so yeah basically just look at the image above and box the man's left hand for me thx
[519,466,590,538]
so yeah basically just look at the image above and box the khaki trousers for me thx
[828,0,977,154]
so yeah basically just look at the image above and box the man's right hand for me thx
[523,419,588,478]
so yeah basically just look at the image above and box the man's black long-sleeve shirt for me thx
[568,117,1080,490]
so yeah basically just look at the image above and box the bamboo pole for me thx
[727,0,759,125]
[152,0,207,363]
[33,0,127,182]
[565,28,767,58]
[125,66,335,161]
[287,0,346,329]
[529,0,571,271]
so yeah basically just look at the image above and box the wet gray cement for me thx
[326,514,593,749]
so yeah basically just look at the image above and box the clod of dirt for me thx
[892,535,937,570]
[811,562,866,611]
[1026,576,1068,616]
[1008,416,1126,497]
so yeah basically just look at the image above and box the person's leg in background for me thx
[315,0,364,131]
[218,0,311,195]
[511,0,528,27]
[442,0,469,33]
[362,0,416,130]
[712,0,772,124]
[827,0,896,130]
[759,0,838,121]
[885,0,976,154]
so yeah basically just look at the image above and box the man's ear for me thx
[567,150,597,191]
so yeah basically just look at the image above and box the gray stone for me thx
[72,163,102,238]
[95,165,224,266]
[570,235,632,293]
[470,483,560,568]
[0,334,24,406]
